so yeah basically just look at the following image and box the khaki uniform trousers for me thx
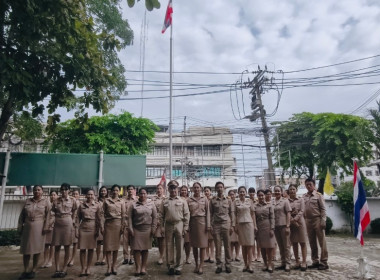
[305,218,328,266]
[274,225,291,265]
[123,227,133,258]
[212,222,232,269]
[165,221,184,270]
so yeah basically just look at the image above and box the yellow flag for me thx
[120,186,124,196]
[324,169,335,195]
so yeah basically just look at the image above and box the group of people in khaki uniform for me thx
[17,178,328,279]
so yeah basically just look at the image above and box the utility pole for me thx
[243,68,276,186]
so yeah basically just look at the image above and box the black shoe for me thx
[300,265,307,271]
[225,267,232,273]
[111,271,117,275]
[129,259,134,265]
[26,272,35,279]
[308,263,319,269]
[175,270,181,275]
[19,272,28,280]
[51,272,61,278]
[59,272,67,278]
[168,268,175,275]
[105,272,111,277]
[122,259,129,265]
[275,265,286,270]
[209,259,215,263]
[215,267,223,274]
[318,264,329,270]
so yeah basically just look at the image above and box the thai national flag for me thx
[162,0,173,34]
[353,161,371,246]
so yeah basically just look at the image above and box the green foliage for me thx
[273,112,376,179]
[370,218,380,234]
[368,100,380,152]
[47,112,159,154]
[0,230,21,246]
[335,181,354,232]
[127,0,161,11]
[0,0,133,141]
[326,216,333,235]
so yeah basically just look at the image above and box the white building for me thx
[145,126,237,191]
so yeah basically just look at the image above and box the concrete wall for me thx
[325,198,380,231]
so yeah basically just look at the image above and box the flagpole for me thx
[169,1,173,182]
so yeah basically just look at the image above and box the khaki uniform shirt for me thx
[232,198,255,226]
[187,196,211,228]
[18,197,51,231]
[52,196,77,219]
[124,196,137,228]
[255,202,275,230]
[160,196,190,231]
[102,197,126,232]
[288,197,305,223]
[210,195,232,225]
[78,201,101,232]
[273,197,291,227]
[129,200,157,232]
[303,190,326,222]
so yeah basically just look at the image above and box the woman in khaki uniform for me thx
[228,189,240,262]
[101,184,125,276]
[273,185,292,272]
[232,186,257,273]
[95,186,108,266]
[180,185,191,264]
[255,189,275,273]
[77,190,101,277]
[41,190,57,268]
[288,184,308,271]
[18,185,51,280]
[128,188,157,276]
[248,187,261,262]
[187,182,211,274]
[203,186,215,263]
[68,189,80,267]
[153,183,166,265]
[51,183,78,278]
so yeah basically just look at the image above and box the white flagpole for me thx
[169,0,173,181]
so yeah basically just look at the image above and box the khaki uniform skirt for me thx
[230,230,238,243]
[290,218,307,243]
[237,222,255,246]
[20,218,46,255]
[52,216,73,246]
[256,219,275,248]
[189,216,208,248]
[131,224,152,251]
[104,219,122,251]
[79,220,97,249]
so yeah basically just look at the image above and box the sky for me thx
[108,0,380,187]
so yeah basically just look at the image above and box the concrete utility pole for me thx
[243,69,276,186]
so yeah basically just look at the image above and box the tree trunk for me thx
[0,94,15,141]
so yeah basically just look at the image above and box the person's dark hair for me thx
[98,186,109,199]
[138,188,147,195]
[215,181,224,187]
[50,190,57,195]
[126,184,135,190]
[33,184,43,191]
[228,189,236,195]
[111,184,121,191]
[288,184,298,190]
[193,182,202,188]
[274,185,283,193]
[168,180,179,188]
[238,186,247,194]
[87,189,95,195]
[156,183,164,188]
[60,183,70,190]
[264,189,272,195]
[257,189,265,196]
[248,187,256,194]
[204,186,212,192]
[72,189,80,194]
[305,178,315,185]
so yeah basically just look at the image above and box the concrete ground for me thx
[1,235,379,280]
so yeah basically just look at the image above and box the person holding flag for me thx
[303,178,329,270]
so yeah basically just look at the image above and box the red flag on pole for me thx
[162,0,173,34]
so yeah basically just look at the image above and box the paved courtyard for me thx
[0,235,379,280]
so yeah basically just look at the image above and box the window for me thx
[195,145,221,157]
[146,167,166,178]
[147,146,168,156]
[365,170,372,176]
[375,170,379,176]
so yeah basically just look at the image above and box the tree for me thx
[46,112,158,154]
[368,100,380,152]
[0,0,133,142]
[273,112,376,180]
[127,0,161,11]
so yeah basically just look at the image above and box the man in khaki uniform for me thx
[210,181,233,274]
[303,178,329,270]
[123,185,137,265]
[160,180,190,275]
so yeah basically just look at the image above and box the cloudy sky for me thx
[111,0,380,187]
